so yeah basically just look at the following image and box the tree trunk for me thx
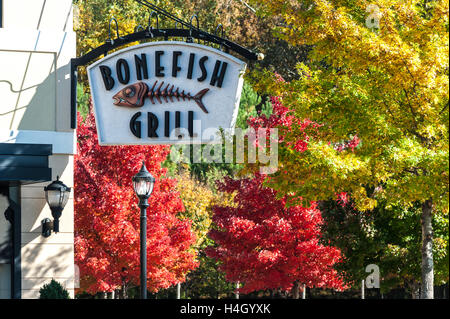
[412,287,420,299]
[420,199,434,299]
[176,283,181,299]
[409,280,420,299]
[120,283,128,299]
[292,281,300,299]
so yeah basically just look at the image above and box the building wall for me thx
[0,192,11,299]
[0,0,76,298]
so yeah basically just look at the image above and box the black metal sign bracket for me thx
[70,1,263,129]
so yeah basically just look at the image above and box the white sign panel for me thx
[87,41,246,145]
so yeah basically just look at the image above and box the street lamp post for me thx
[132,162,155,299]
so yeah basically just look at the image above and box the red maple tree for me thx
[206,173,345,295]
[74,111,198,294]
[207,96,345,295]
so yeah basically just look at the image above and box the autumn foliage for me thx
[74,112,198,294]
[206,173,345,294]
[249,0,448,298]
[205,96,345,294]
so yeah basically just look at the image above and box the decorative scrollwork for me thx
[188,14,200,44]
[174,21,183,41]
[135,25,145,32]
[147,10,160,38]
[107,17,122,45]
[214,24,224,50]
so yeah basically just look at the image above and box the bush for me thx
[39,279,70,299]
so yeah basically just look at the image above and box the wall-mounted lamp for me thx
[41,176,71,237]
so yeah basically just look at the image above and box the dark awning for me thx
[0,143,52,184]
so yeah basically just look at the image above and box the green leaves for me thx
[320,199,449,291]
[236,82,271,130]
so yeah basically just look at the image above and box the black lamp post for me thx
[43,176,71,236]
[132,162,155,299]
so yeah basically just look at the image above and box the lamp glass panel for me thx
[61,190,70,208]
[133,179,151,196]
[45,189,62,208]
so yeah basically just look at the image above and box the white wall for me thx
[0,0,76,299]
[2,0,73,31]
[0,0,76,133]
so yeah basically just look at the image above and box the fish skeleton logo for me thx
[113,80,210,114]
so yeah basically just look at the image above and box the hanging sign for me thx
[87,41,246,145]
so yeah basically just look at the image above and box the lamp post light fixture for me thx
[132,161,155,299]
[42,176,71,237]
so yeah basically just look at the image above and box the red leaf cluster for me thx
[206,174,345,294]
[333,135,361,152]
[74,112,198,294]
[248,96,322,153]
[248,96,358,209]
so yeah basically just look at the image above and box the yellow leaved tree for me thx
[249,0,449,299]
